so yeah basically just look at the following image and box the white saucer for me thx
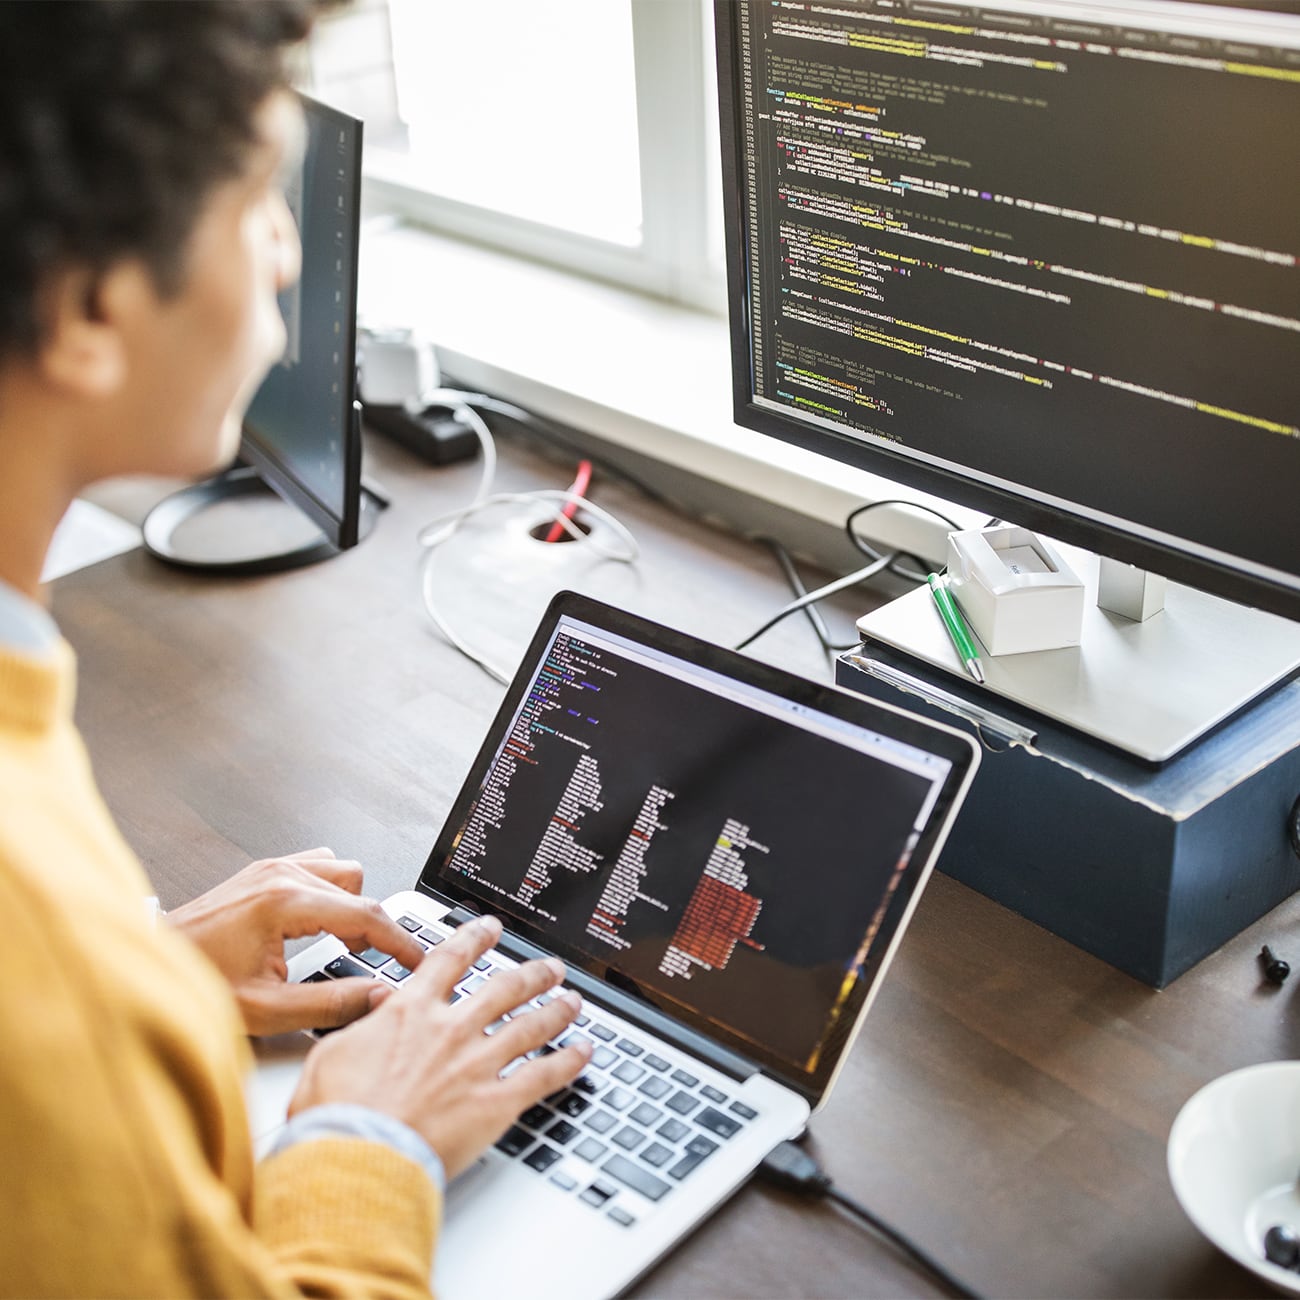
[1168,1061,1300,1295]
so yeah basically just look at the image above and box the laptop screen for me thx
[423,593,976,1100]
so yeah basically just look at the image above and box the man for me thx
[0,3,590,1295]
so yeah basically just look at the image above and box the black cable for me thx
[734,552,892,652]
[844,499,966,584]
[764,538,861,657]
[767,538,834,652]
[759,1140,983,1300]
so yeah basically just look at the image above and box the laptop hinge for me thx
[444,905,762,1085]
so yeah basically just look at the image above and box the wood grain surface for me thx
[52,431,1300,1299]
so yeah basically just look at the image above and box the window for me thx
[353,0,724,310]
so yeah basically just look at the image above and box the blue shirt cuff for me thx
[265,1102,446,1194]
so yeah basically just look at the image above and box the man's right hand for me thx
[288,915,592,1180]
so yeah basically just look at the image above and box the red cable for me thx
[545,459,593,543]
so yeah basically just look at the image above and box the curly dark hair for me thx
[0,0,325,360]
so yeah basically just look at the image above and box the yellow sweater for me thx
[0,640,440,1297]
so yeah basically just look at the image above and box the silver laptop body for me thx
[252,591,979,1300]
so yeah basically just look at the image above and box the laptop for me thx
[253,590,979,1299]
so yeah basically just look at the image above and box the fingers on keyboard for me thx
[488,990,584,1064]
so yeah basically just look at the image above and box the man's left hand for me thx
[167,848,423,1036]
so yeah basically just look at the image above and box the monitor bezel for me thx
[238,94,364,552]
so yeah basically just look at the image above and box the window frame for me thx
[358,0,725,313]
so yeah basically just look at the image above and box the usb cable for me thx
[759,1141,983,1299]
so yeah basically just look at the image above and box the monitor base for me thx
[142,466,382,576]
[857,543,1300,763]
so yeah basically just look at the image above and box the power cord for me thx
[760,1140,983,1300]
[415,391,639,684]
[735,551,893,654]
[764,539,861,661]
[430,385,675,511]
[844,499,967,585]
[736,498,976,655]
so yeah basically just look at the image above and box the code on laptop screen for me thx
[441,618,951,1074]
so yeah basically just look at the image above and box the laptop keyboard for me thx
[306,915,763,1229]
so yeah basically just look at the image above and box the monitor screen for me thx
[715,0,1300,619]
[240,94,364,550]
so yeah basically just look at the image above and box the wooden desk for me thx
[52,433,1300,1298]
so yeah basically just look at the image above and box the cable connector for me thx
[758,1139,983,1300]
[760,1139,832,1194]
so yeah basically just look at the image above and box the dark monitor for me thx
[714,0,1300,621]
[143,93,372,573]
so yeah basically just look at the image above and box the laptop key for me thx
[523,1144,562,1173]
[356,947,390,968]
[324,955,373,980]
[643,1054,671,1072]
[583,1109,618,1135]
[665,1090,699,1116]
[700,1085,728,1105]
[545,1119,580,1146]
[579,1180,617,1208]
[615,1039,644,1057]
[383,960,414,982]
[574,1137,608,1163]
[397,914,421,931]
[590,1046,618,1070]
[695,1107,742,1140]
[612,1060,645,1085]
[603,1088,634,1112]
[640,1142,674,1168]
[601,1154,671,1202]
[520,1104,552,1130]
[611,1125,645,1152]
[550,1171,578,1192]
[494,1125,533,1158]
[554,1091,590,1118]
[667,1135,718,1181]
[729,1101,759,1121]
[417,927,444,945]
[629,1103,663,1127]
[670,1069,699,1088]
[637,1076,672,1101]
[656,1118,690,1143]
[572,1074,601,1096]
[607,1206,636,1228]
[588,1023,616,1042]
[303,971,330,984]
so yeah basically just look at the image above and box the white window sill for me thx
[356,217,979,563]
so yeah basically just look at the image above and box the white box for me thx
[946,526,1084,656]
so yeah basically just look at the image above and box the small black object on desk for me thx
[363,401,480,465]
[1260,944,1292,986]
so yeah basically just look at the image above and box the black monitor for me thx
[143,94,373,573]
[714,0,1300,622]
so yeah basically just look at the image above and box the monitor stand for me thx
[141,466,383,576]
[855,542,1300,763]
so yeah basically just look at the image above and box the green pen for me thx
[926,573,986,684]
